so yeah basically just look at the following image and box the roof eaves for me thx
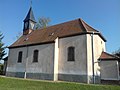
[59,32,89,38]
[96,32,107,42]
[8,41,55,49]
[99,58,120,61]
[99,52,120,61]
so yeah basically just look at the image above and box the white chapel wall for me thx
[7,43,55,74]
[24,43,54,74]
[7,47,27,72]
[58,35,87,75]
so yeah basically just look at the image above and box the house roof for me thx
[99,52,120,60]
[24,7,36,23]
[9,18,106,48]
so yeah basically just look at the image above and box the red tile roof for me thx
[9,18,106,48]
[99,52,120,60]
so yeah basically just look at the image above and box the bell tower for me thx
[23,7,36,35]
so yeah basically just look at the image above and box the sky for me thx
[0,0,120,55]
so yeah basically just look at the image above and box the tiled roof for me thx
[99,52,120,60]
[9,18,106,48]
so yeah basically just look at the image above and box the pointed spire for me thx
[24,7,36,23]
[23,6,36,35]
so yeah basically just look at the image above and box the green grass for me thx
[0,76,119,90]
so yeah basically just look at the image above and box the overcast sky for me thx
[0,0,120,54]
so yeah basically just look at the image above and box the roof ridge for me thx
[80,19,99,32]
[36,18,81,31]
[79,18,88,32]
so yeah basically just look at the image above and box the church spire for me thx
[24,7,36,23]
[23,7,36,35]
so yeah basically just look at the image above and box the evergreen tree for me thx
[0,32,6,60]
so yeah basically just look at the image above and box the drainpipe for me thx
[116,61,119,81]
[91,32,95,84]
[24,38,29,79]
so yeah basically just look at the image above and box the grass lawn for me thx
[0,76,119,90]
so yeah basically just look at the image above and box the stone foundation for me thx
[6,72,54,80]
[58,74,87,83]
[6,72,24,78]
[101,79,120,85]
[6,72,101,84]
[88,75,101,84]
[26,73,54,80]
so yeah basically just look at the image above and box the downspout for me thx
[91,32,95,84]
[116,61,119,81]
[24,38,29,79]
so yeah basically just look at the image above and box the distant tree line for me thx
[113,48,120,57]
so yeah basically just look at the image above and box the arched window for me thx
[18,51,22,63]
[33,50,39,62]
[68,46,75,61]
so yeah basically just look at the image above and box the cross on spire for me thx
[30,0,32,7]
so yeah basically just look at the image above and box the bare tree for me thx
[15,17,51,39]
[15,32,22,39]
[36,17,51,29]
[113,48,120,57]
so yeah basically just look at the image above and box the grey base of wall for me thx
[58,74,100,84]
[101,80,120,85]
[6,72,25,78]
[58,74,87,83]
[89,75,101,84]
[27,73,53,80]
[6,72,54,80]
[6,72,101,84]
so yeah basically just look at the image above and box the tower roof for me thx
[24,7,36,22]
